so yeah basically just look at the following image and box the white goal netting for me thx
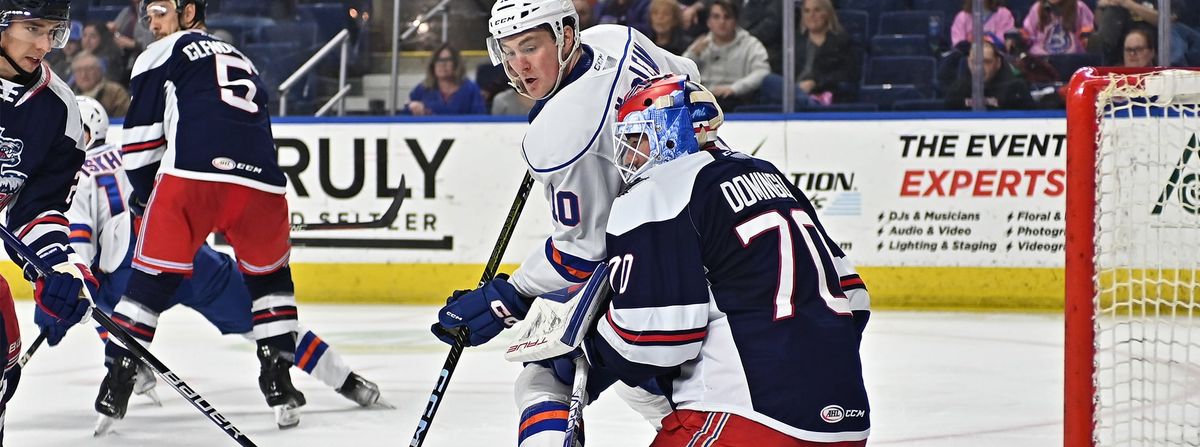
[1091,69,1200,446]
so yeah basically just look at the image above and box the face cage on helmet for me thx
[1,15,71,49]
[486,22,579,101]
[612,117,658,184]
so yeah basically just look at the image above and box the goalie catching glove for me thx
[431,274,531,347]
[32,248,97,346]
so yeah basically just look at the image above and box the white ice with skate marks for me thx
[8,302,1063,446]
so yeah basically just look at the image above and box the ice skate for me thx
[94,352,139,436]
[336,372,393,408]
[258,344,306,429]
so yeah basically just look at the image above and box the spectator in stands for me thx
[648,0,690,55]
[595,0,651,35]
[684,0,770,111]
[681,0,707,36]
[1172,5,1200,66]
[82,21,128,84]
[793,0,858,103]
[1022,0,1095,55]
[951,0,1016,48]
[945,40,1033,110]
[72,53,131,117]
[738,0,782,72]
[491,89,536,116]
[403,43,486,116]
[110,0,154,50]
[1090,0,1159,64]
[1121,25,1156,68]
[574,0,596,29]
[46,20,82,82]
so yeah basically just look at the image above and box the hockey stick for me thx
[17,332,46,368]
[411,172,535,447]
[563,356,589,447]
[289,176,406,231]
[0,226,258,447]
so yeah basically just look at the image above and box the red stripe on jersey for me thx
[605,311,707,344]
[18,215,69,239]
[123,138,166,154]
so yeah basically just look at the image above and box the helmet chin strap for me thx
[0,45,38,85]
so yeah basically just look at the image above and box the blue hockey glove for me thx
[431,275,530,347]
[33,307,70,346]
[33,268,93,346]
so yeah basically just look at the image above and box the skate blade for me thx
[138,388,163,407]
[274,403,301,430]
[94,414,118,437]
[370,397,397,410]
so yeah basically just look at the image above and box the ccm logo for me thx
[490,300,520,328]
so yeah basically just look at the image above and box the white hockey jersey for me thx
[66,143,132,274]
[509,24,700,297]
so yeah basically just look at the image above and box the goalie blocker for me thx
[505,262,612,364]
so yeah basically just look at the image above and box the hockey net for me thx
[1065,68,1200,447]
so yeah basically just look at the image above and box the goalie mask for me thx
[0,0,72,49]
[486,0,580,100]
[612,74,724,184]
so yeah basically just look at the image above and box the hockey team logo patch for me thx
[0,126,28,195]
[1152,134,1200,215]
[820,405,845,423]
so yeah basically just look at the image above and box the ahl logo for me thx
[0,126,28,195]
[1151,134,1200,215]
[820,405,845,423]
[212,157,237,171]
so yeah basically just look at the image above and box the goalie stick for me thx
[0,225,259,447]
[411,172,535,447]
[289,176,406,231]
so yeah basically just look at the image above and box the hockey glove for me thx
[33,306,71,346]
[431,274,530,347]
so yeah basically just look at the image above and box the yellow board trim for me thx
[2,261,1067,310]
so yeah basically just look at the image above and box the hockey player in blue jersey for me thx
[70,96,384,435]
[106,0,337,429]
[0,0,94,440]
[578,74,871,446]
[430,0,703,444]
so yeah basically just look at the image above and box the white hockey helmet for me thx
[76,95,108,147]
[485,0,580,99]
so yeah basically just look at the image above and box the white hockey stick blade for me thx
[505,263,612,363]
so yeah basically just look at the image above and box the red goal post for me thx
[1065,67,1200,447]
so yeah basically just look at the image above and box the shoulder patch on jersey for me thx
[521,25,634,173]
[607,151,716,236]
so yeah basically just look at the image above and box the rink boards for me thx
[8,111,1189,309]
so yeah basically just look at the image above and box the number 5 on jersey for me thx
[215,53,259,113]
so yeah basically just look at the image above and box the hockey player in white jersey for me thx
[69,97,385,435]
[430,0,700,445]
[580,74,870,446]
